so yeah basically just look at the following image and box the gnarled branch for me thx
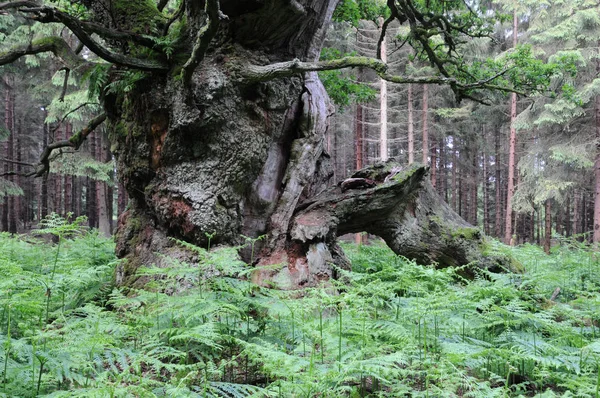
[0,36,87,69]
[27,7,168,71]
[28,113,107,177]
[181,0,224,84]
[242,56,524,102]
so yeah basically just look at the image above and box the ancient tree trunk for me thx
[107,0,510,288]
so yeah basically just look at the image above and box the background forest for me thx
[2,0,600,397]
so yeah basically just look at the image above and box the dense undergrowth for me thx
[1,216,600,397]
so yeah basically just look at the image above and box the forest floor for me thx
[1,214,599,397]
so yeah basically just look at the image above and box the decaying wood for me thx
[253,161,519,289]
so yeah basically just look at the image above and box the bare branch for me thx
[181,0,225,84]
[243,57,387,82]
[0,36,87,69]
[16,6,168,71]
[0,1,38,10]
[376,16,394,60]
[51,102,100,135]
[29,113,107,177]
[163,0,185,36]
[242,56,525,103]
[58,67,70,102]
[0,158,33,167]
[157,0,169,12]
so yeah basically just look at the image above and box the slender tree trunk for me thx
[407,83,414,165]
[422,84,428,165]
[565,194,571,237]
[451,143,458,212]
[379,20,388,162]
[505,9,518,245]
[593,43,600,243]
[40,122,49,220]
[98,130,112,237]
[494,129,502,238]
[15,117,22,230]
[574,190,580,238]
[64,123,73,217]
[439,137,447,201]
[483,150,489,235]
[87,131,98,228]
[355,104,364,170]
[471,148,478,226]
[54,127,63,216]
[544,199,552,254]
[431,141,437,188]
[1,82,11,232]
[7,103,16,234]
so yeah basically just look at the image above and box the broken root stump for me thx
[254,161,520,289]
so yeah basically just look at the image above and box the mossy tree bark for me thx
[111,0,340,286]
[0,0,515,288]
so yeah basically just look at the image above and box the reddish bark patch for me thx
[167,198,195,235]
[150,110,169,169]
[294,209,326,227]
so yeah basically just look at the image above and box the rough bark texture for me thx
[105,0,512,288]
[251,162,517,288]
[112,0,339,286]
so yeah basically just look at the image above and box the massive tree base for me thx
[253,161,520,290]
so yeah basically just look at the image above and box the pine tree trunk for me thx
[471,148,478,226]
[87,131,98,228]
[1,82,11,232]
[54,127,63,216]
[494,129,502,238]
[451,144,458,212]
[6,86,16,233]
[431,142,437,188]
[98,131,112,237]
[407,83,414,164]
[379,20,388,162]
[574,190,580,238]
[422,84,428,165]
[593,44,600,243]
[439,137,447,201]
[544,199,552,254]
[64,123,73,217]
[565,194,571,237]
[40,122,49,220]
[483,150,489,235]
[118,181,128,215]
[505,9,518,245]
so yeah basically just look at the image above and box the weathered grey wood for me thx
[253,161,518,289]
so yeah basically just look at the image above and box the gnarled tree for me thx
[0,0,559,288]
